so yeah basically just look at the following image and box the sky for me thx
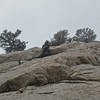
[0,0,100,53]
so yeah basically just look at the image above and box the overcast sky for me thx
[0,0,100,53]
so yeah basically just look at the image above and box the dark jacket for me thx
[42,42,50,49]
[40,42,50,57]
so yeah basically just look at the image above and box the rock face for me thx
[0,42,100,100]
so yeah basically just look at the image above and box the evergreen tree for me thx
[0,29,27,53]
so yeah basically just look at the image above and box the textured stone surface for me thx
[0,42,100,100]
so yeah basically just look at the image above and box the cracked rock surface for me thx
[0,42,100,100]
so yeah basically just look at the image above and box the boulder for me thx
[0,42,100,100]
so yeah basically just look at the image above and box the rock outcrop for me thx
[0,42,100,100]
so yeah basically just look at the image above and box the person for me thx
[68,38,72,43]
[40,40,50,57]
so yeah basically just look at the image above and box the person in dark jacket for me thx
[40,40,50,57]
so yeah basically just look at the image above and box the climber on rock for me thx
[40,40,51,57]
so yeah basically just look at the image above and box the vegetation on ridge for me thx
[0,29,28,53]
[0,27,97,53]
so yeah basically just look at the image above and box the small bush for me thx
[51,30,69,46]
[74,28,97,43]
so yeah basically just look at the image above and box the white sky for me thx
[0,0,100,53]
